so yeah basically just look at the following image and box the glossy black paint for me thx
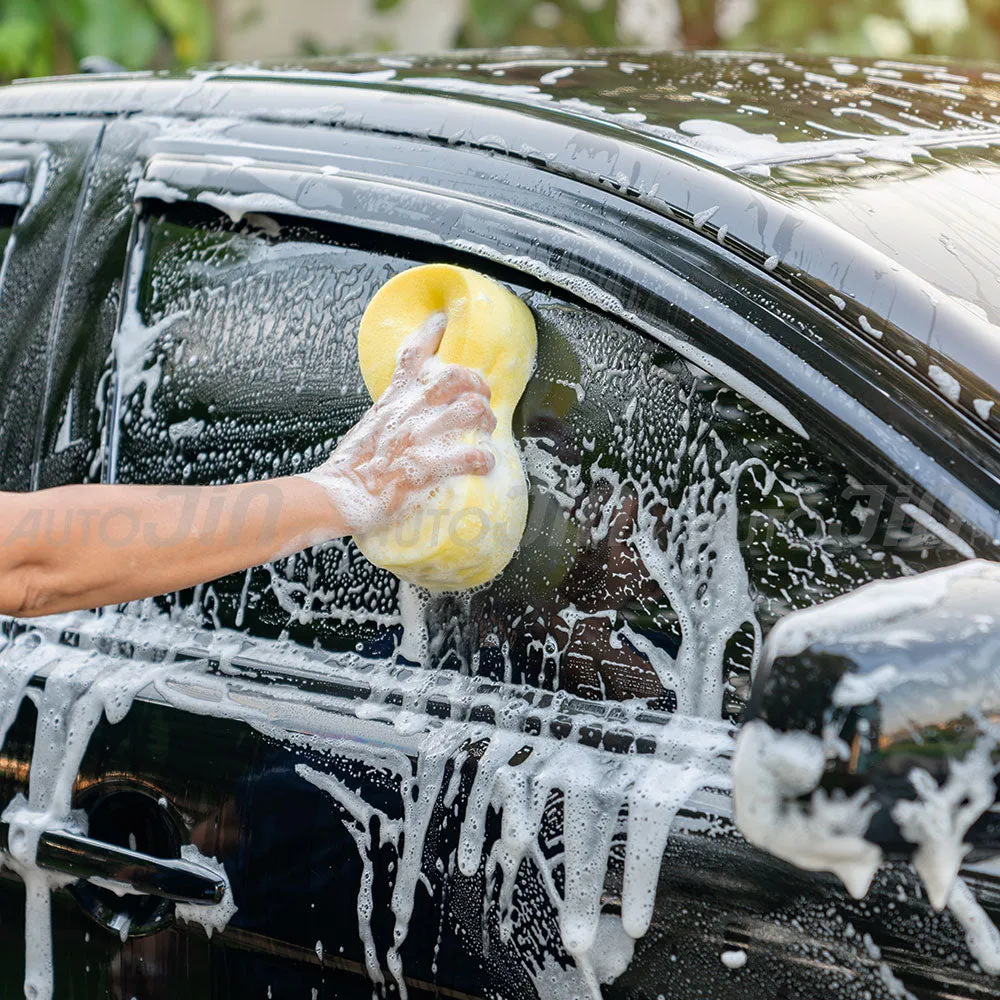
[748,560,1000,861]
[6,50,1000,447]
[4,619,1000,1000]
[34,118,154,491]
[1,49,1000,1000]
[0,120,103,491]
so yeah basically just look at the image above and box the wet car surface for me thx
[0,48,999,1000]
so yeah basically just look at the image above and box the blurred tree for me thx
[4,0,1000,82]
[676,0,719,47]
[0,0,212,80]
[373,0,1000,60]
[729,0,994,59]
[451,0,620,47]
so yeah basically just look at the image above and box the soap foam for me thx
[0,616,238,1000]
[732,719,882,900]
[734,718,1000,975]
[0,606,723,998]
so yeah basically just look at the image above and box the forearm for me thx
[0,312,496,618]
[0,477,343,617]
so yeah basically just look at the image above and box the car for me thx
[1,46,999,1000]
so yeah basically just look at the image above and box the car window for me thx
[109,204,966,718]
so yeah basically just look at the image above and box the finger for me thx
[423,393,497,436]
[425,365,491,406]
[456,445,496,476]
[394,310,448,378]
[401,445,495,486]
[443,445,496,477]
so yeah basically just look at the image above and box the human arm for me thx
[0,312,495,617]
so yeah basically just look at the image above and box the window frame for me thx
[111,119,1000,548]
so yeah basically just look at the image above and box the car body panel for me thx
[4,51,1000,441]
[2,612,999,1000]
[1,52,1000,1000]
[0,119,104,491]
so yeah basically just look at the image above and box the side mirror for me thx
[733,560,1000,965]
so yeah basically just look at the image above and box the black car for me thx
[1,47,1000,1000]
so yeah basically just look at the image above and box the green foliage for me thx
[729,0,995,59]
[0,0,212,80]
[443,0,1000,59]
[457,0,620,48]
[3,0,1000,84]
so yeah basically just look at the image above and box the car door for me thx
[1,113,996,1000]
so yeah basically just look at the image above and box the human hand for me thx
[303,311,497,534]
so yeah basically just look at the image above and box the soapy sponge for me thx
[354,264,537,591]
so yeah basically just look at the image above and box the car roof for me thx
[5,48,1000,437]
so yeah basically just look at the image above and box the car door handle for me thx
[1,821,226,905]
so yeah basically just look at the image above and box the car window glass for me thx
[109,205,965,717]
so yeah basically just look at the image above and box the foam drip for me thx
[11,601,995,996]
[38,607,733,996]
[174,844,239,937]
[734,720,1000,976]
[630,454,761,716]
[0,616,239,1000]
[2,648,176,1000]
[293,710,731,998]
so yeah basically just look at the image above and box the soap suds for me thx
[445,240,810,441]
[947,879,1000,974]
[111,222,189,425]
[692,204,719,229]
[757,559,988,662]
[859,314,883,339]
[732,720,882,900]
[900,502,976,559]
[298,718,730,998]
[4,578,997,997]
[721,948,747,969]
[832,663,900,708]
[671,116,968,175]
[1,647,179,1000]
[734,559,1000,981]
[735,717,1000,973]
[891,738,997,911]
[0,619,238,1000]
[173,844,238,937]
[928,363,962,403]
[0,607,731,998]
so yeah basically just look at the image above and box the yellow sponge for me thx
[354,264,537,591]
